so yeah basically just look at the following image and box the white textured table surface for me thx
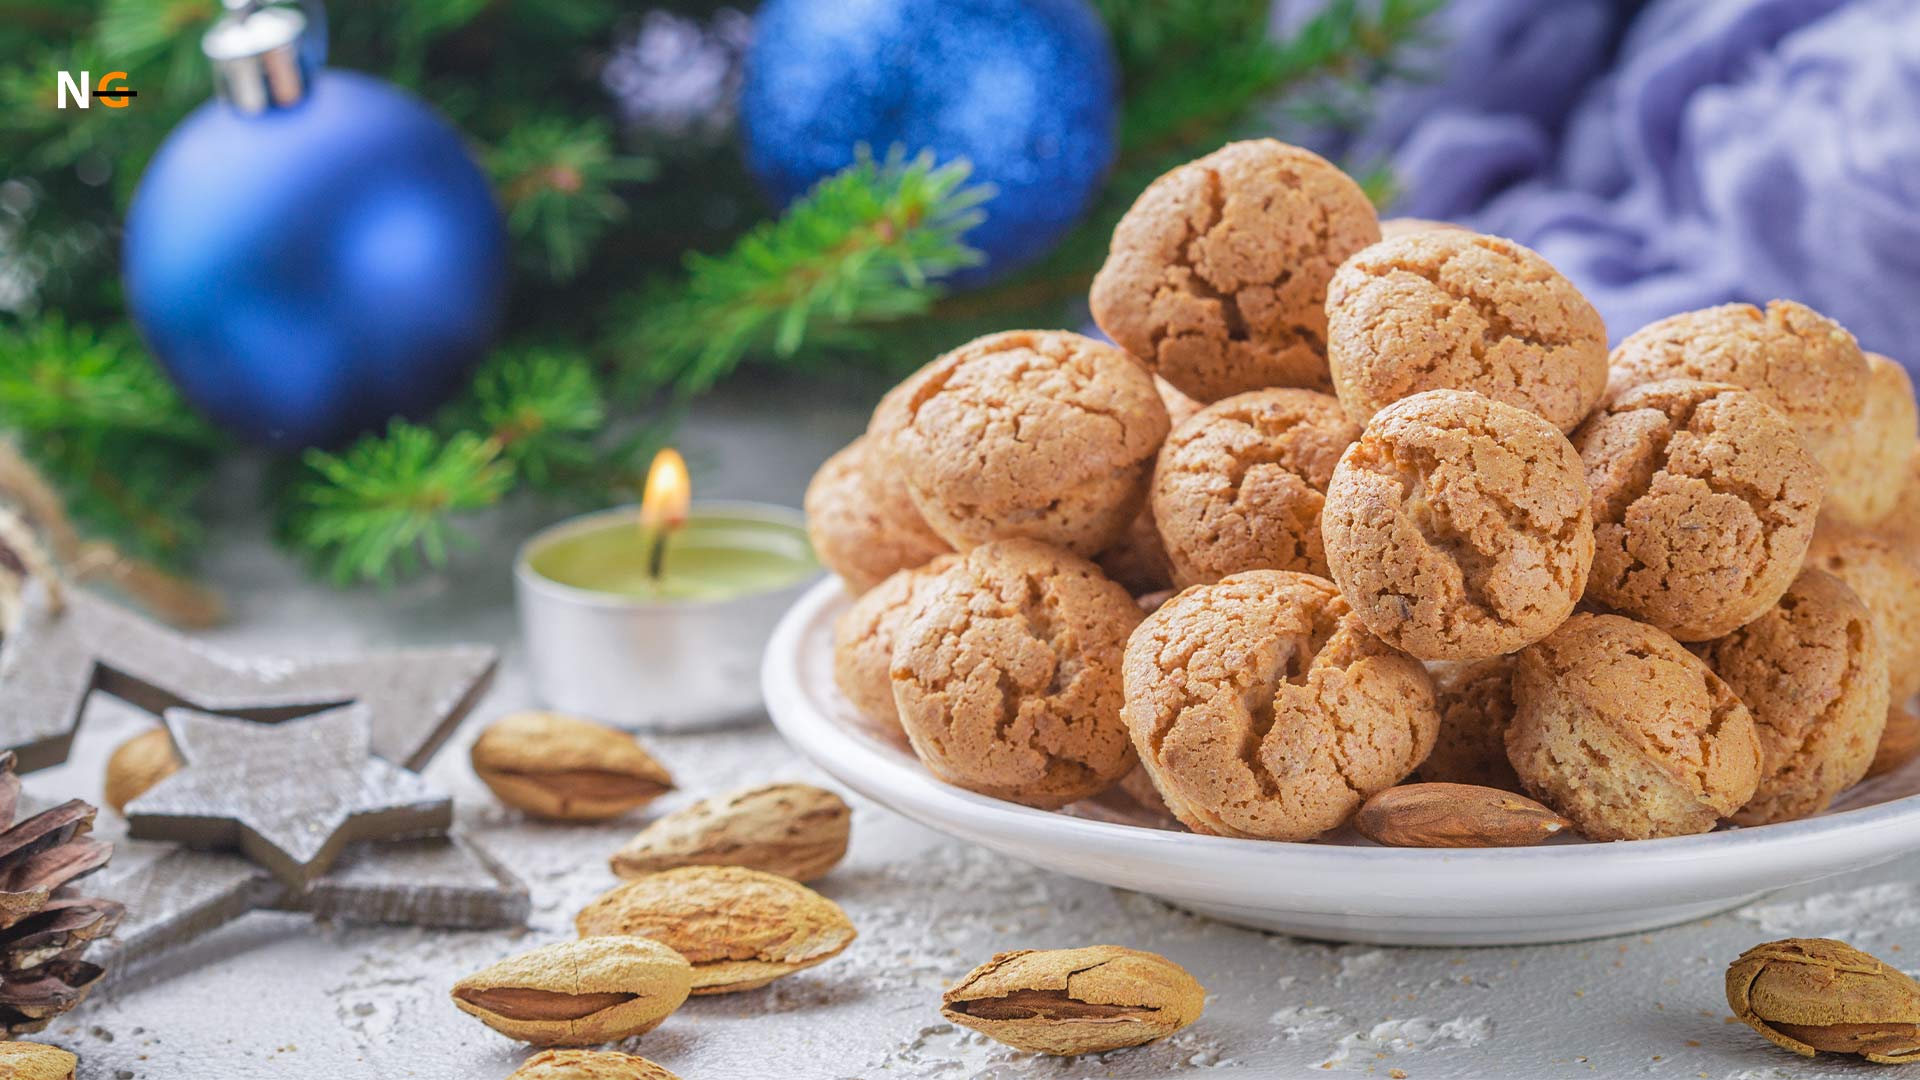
[26,374,1918,1079]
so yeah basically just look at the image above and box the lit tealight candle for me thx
[637,446,690,581]
[514,448,821,730]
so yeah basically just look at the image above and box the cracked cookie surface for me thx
[891,540,1141,809]
[1321,389,1595,661]
[1575,379,1822,641]
[1806,525,1920,702]
[1607,300,1868,443]
[1815,353,1918,528]
[1417,656,1522,791]
[1325,230,1608,433]
[805,436,950,594]
[832,554,960,736]
[1694,568,1889,825]
[1120,570,1438,840]
[1090,140,1379,403]
[1509,613,1761,840]
[876,330,1169,557]
[1151,388,1359,587]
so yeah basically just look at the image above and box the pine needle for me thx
[281,420,514,585]
[614,146,991,397]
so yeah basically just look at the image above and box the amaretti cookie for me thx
[891,540,1140,809]
[1094,377,1204,594]
[831,554,960,734]
[1695,569,1889,825]
[1509,613,1762,840]
[1816,353,1918,527]
[1607,300,1868,444]
[1806,526,1920,702]
[1418,656,1522,791]
[1121,570,1438,840]
[805,436,950,594]
[876,330,1169,557]
[1575,380,1822,641]
[1321,389,1595,661]
[1090,139,1380,402]
[1151,387,1359,587]
[1325,231,1608,432]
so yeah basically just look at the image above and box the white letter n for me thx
[56,71,88,109]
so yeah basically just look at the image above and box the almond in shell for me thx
[1728,937,1920,1063]
[942,945,1206,1055]
[610,783,850,883]
[575,866,855,995]
[0,1042,77,1080]
[450,937,692,1047]
[471,712,673,821]
[103,727,180,815]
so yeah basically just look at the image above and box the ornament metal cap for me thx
[203,0,313,114]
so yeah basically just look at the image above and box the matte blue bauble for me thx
[123,70,506,449]
[740,0,1118,285]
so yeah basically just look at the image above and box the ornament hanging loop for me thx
[204,0,329,114]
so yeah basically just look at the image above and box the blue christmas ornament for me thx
[123,2,505,449]
[740,0,1119,284]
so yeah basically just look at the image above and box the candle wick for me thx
[646,528,669,580]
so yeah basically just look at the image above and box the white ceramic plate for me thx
[764,578,1920,945]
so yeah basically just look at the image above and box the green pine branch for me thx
[0,316,218,561]
[1117,0,1442,160]
[278,344,654,585]
[31,428,213,560]
[280,420,513,585]
[612,146,991,398]
[452,346,606,487]
[0,316,210,440]
[490,118,658,282]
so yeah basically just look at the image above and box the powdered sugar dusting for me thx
[1317,1015,1497,1070]
[877,1020,1239,1076]
[1270,1004,1352,1040]
[1735,883,1920,939]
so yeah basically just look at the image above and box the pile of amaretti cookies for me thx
[806,137,1920,847]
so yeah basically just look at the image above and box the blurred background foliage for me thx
[0,0,1436,582]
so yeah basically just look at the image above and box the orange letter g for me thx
[97,72,131,108]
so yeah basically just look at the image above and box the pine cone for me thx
[0,751,120,1034]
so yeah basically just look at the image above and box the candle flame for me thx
[639,448,691,532]
[638,448,689,580]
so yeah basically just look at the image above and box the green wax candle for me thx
[528,509,818,602]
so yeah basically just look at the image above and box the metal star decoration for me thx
[124,707,452,888]
[91,837,529,977]
[0,581,496,773]
[0,580,526,977]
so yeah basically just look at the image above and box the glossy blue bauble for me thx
[740,0,1118,285]
[123,71,506,449]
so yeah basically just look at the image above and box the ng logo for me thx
[56,71,137,109]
